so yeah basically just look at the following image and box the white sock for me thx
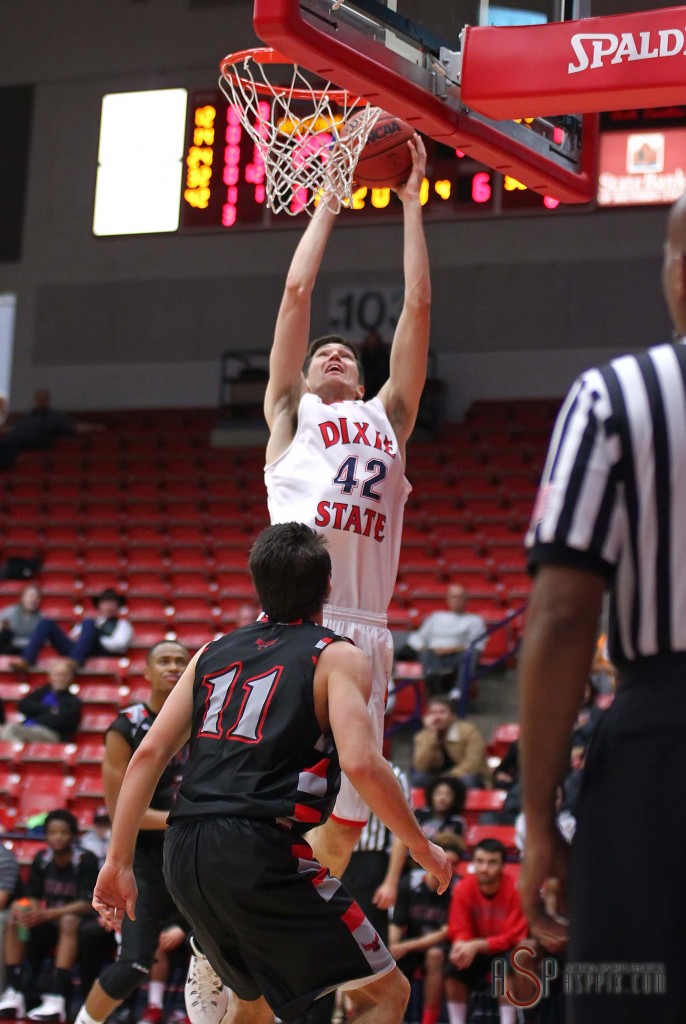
[74,1007,104,1024]
[148,982,165,1009]
[499,1005,517,1024]
[446,1002,467,1024]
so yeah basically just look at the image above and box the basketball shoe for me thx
[184,935,229,1024]
[0,987,25,1019]
[27,994,67,1023]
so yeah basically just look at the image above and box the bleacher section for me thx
[0,398,560,848]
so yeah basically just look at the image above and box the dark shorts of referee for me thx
[163,817,395,1024]
[568,665,686,1024]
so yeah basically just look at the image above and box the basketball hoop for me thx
[219,47,381,216]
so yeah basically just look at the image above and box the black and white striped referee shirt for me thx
[526,341,686,667]
[353,765,411,853]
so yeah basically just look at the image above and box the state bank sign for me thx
[597,128,686,206]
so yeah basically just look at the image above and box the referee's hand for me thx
[520,828,570,953]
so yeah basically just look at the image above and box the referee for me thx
[341,763,411,944]
[519,194,686,1024]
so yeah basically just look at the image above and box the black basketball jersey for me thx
[109,702,187,847]
[169,618,347,834]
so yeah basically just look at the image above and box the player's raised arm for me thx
[264,194,339,439]
[377,136,431,454]
[317,642,451,893]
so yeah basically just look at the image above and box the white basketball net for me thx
[219,51,381,216]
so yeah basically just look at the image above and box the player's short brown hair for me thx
[304,335,365,384]
[249,523,331,622]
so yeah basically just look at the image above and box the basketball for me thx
[352,111,415,189]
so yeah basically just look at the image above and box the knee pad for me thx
[99,960,150,1000]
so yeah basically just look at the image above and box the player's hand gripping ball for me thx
[350,110,415,188]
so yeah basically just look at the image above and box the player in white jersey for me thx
[264,134,430,878]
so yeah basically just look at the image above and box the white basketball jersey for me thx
[265,393,411,615]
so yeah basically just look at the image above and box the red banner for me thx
[461,6,686,120]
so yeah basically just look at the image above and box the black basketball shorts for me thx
[163,817,395,1023]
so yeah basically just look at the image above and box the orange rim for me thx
[220,46,363,105]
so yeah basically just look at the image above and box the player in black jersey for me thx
[72,642,225,1024]
[93,523,450,1024]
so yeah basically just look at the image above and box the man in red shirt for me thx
[445,839,530,1024]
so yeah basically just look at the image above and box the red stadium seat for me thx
[3,837,46,868]
[488,722,520,760]
[213,576,258,601]
[79,711,115,739]
[167,525,207,547]
[20,742,76,772]
[410,787,425,810]
[127,525,166,546]
[73,683,123,717]
[70,773,105,803]
[169,548,213,571]
[0,681,30,717]
[170,597,214,622]
[82,524,122,548]
[463,789,507,827]
[465,824,518,855]
[74,741,106,768]
[15,774,76,825]
[124,573,171,598]
[169,573,213,597]
[82,547,124,571]
[0,740,22,766]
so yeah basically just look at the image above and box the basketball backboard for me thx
[252,0,598,203]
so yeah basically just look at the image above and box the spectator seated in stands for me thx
[514,785,575,857]
[0,809,115,1023]
[0,659,82,743]
[492,740,518,793]
[389,834,463,1024]
[572,677,605,751]
[0,389,102,470]
[591,630,617,695]
[0,846,20,995]
[412,696,488,789]
[78,808,111,870]
[404,584,486,699]
[0,585,43,656]
[9,588,133,673]
[446,838,532,1024]
[138,919,190,1024]
[415,776,467,842]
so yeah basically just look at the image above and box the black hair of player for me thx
[45,808,79,837]
[249,523,331,623]
[304,335,365,385]
[146,639,189,664]
[474,837,507,863]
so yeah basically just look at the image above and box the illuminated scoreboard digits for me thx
[179,89,579,230]
[181,91,268,228]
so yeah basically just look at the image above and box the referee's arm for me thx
[518,563,605,950]
[518,369,620,950]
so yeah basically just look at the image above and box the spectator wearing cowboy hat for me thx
[9,587,134,673]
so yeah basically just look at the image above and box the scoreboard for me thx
[179,88,583,230]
